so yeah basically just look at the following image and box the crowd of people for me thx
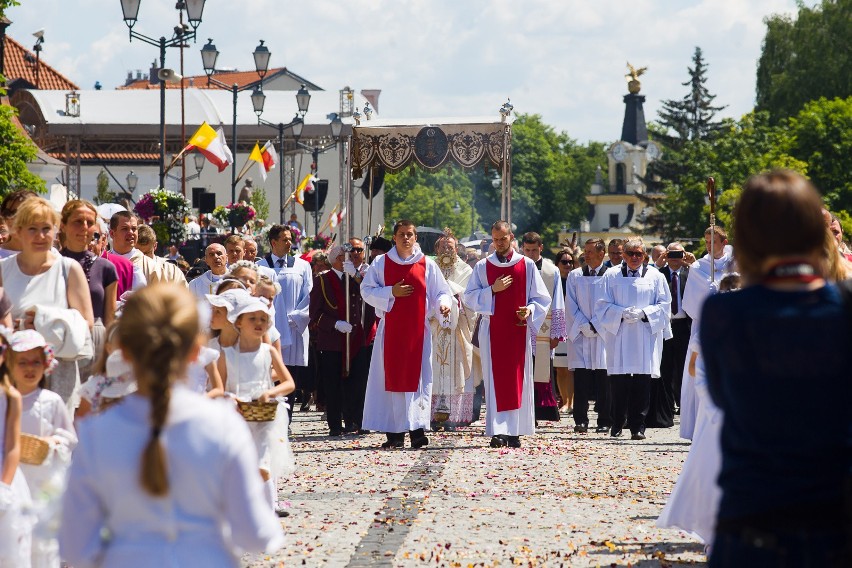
[0,168,848,566]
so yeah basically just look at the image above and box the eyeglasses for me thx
[559,259,572,265]
[624,251,644,259]
[351,247,364,253]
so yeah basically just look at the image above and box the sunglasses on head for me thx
[624,251,644,259]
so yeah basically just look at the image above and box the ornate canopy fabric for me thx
[351,118,512,179]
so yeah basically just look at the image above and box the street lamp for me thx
[120,0,207,191]
[201,38,271,204]
[126,170,139,193]
[166,150,206,183]
[256,88,311,224]
[32,30,44,88]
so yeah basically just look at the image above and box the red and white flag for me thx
[249,140,278,181]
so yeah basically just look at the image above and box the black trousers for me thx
[609,374,651,435]
[573,368,611,427]
[349,344,372,428]
[661,318,691,408]
[318,350,365,432]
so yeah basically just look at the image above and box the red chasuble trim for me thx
[486,258,528,412]
[383,256,427,392]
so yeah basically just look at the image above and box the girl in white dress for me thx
[77,323,137,419]
[218,295,295,511]
[8,330,76,568]
[59,284,285,567]
[0,327,33,567]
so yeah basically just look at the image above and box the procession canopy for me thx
[351,117,513,178]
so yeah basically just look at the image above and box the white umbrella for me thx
[96,203,127,221]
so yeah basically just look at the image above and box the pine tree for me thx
[656,47,726,146]
[94,170,116,205]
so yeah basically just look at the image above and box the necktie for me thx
[671,271,680,315]
[630,270,638,277]
[276,258,284,268]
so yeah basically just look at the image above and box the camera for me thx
[341,242,354,253]
[666,250,684,259]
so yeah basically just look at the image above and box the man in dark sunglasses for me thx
[594,237,671,441]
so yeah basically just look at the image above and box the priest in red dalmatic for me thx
[361,220,452,449]
[463,221,551,448]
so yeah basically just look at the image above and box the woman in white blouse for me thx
[59,284,284,567]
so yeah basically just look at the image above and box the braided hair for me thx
[117,284,199,496]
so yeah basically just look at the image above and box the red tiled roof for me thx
[118,67,288,90]
[2,35,78,90]
[47,151,158,162]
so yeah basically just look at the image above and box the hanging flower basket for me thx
[134,188,191,245]
[212,202,256,229]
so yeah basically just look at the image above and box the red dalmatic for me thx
[486,258,528,412]
[383,257,427,392]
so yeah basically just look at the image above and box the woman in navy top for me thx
[701,170,851,567]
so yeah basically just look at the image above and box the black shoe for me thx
[343,424,359,435]
[610,430,623,438]
[594,426,609,433]
[490,435,508,448]
[507,436,521,448]
[276,509,290,518]
[357,429,371,435]
[380,433,404,449]
[574,424,588,433]
[329,428,343,437]
[411,435,429,449]
[631,432,646,440]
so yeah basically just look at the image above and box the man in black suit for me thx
[649,242,692,427]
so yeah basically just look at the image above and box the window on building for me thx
[615,164,626,194]
[609,213,619,228]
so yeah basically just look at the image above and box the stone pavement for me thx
[243,411,706,567]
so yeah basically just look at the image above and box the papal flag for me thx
[295,173,316,205]
[184,122,233,172]
[249,140,278,181]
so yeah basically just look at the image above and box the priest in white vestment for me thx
[521,232,566,422]
[463,221,551,449]
[565,238,612,433]
[595,237,671,441]
[430,232,475,429]
[679,229,734,439]
[257,225,313,370]
[361,221,452,449]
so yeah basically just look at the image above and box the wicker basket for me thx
[20,433,50,466]
[237,399,278,422]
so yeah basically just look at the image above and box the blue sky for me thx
[7,0,799,143]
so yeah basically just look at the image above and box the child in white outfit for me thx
[8,330,76,568]
[0,327,33,567]
[217,295,295,511]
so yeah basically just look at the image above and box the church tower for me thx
[584,64,661,240]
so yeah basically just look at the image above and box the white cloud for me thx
[6,0,798,140]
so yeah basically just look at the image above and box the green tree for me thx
[756,0,852,123]
[0,101,46,197]
[785,96,852,210]
[94,170,116,205]
[384,168,474,237]
[656,47,726,146]
[251,185,270,222]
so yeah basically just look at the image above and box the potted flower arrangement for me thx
[301,232,333,252]
[134,188,191,245]
[212,202,256,230]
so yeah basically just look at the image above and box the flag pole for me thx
[233,154,255,188]
[163,146,192,176]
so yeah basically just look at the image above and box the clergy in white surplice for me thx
[257,225,313,373]
[430,232,476,429]
[520,232,566,422]
[463,221,551,449]
[565,238,612,434]
[361,221,452,450]
[595,237,671,441]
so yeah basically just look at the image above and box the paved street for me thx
[244,410,706,567]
